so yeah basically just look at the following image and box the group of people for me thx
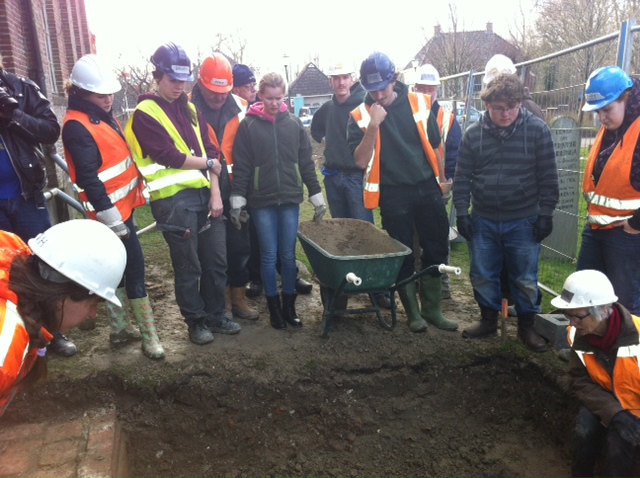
[0,41,638,472]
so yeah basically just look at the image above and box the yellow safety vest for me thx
[125,99,210,201]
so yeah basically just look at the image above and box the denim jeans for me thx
[572,406,637,476]
[151,188,227,324]
[0,195,51,241]
[468,214,541,314]
[120,215,147,299]
[324,172,373,223]
[251,204,299,296]
[223,199,251,287]
[577,225,640,315]
[379,179,448,281]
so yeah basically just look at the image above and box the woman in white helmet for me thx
[578,66,640,316]
[551,269,640,476]
[0,220,126,417]
[62,54,164,359]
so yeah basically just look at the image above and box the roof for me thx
[289,63,333,97]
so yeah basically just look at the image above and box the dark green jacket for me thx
[232,104,321,209]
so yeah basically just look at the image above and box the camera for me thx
[0,86,19,116]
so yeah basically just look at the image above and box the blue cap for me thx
[232,64,256,87]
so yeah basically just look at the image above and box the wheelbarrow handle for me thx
[438,264,462,275]
[392,263,463,291]
[345,273,362,286]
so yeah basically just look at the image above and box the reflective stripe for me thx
[617,344,640,359]
[226,163,233,175]
[364,182,379,193]
[80,177,141,212]
[145,169,208,192]
[585,191,640,210]
[587,213,633,225]
[0,302,24,368]
[413,94,430,127]
[574,349,588,367]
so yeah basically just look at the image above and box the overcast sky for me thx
[84,0,536,77]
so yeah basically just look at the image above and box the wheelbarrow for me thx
[298,218,461,336]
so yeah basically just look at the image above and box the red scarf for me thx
[586,305,622,353]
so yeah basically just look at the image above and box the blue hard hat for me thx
[150,42,193,81]
[360,52,396,92]
[582,66,633,112]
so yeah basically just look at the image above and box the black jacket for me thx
[0,70,60,206]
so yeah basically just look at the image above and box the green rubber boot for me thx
[419,275,459,331]
[398,282,427,333]
[130,296,165,359]
[107,287,142,345]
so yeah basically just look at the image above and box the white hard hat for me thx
[415,64,441,85]
[70,54,121,95]
[483,54,517,85]
[327,62,355,76]
[550,270,618,309]
[28,220,127,306]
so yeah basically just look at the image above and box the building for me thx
[287,62,333,116]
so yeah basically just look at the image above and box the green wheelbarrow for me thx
[298,218,461,336]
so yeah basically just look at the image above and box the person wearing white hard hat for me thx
[551,269,640,476]
[414,64,462,302]
[0,220,126,417]
[577,66,640,316]
[62,54,164,359]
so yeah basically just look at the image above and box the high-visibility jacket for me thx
[219,95,248,182]
[567,315,640,418]
[437,107,455,146]
[63,111,146,221]
[0,231,53,416]
[350,92,441,209]
[124,100,210,202]
[583,117,640,228]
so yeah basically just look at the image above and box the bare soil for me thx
[1,141,576,477]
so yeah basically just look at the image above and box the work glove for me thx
[229,195,247,230]
[456,215,473,242]
[96,206,130,240]
[309,192,327,225]
[609,410,640,446]
[534,215,553,242]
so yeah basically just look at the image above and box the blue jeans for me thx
[151,189,227,324]
[120,215,147,299]
[0,195,51,241]
[324,172,373,223]
[468,214,541,314]
[577,225,640,315]
[572,406,637,476]
[251,204,299,297]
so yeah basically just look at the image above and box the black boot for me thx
[266,295,287,330]
[295,278,313,295]
[462,307,499,339]
[517,313,547,352]
[282,292,303,328]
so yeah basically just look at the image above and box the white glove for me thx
[96,206,130,239]
[309,193,327,225]
[229,195,247,230]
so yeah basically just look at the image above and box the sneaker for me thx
[188,322,214,345]
[48,332,77,357]
[207,316,242,335]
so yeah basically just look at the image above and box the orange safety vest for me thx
[582,117,640,229]
[436,107,455,159]
[0,231,53,416]
[350,92,441,209]
[567,316,640,418]
[63,110,147,222]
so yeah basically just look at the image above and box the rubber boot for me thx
[441,273,452,299]
[281,292,303,328]
[224,286,233,320]
[266,295,287,330]
[462,307,499,339]
[517,313,547,352]
[419,276,458,331]
[130,296,165,359]
[397,282,427,333]
[231,286,259,320]
[107,287,142,345]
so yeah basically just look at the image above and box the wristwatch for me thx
[206,158,214,169]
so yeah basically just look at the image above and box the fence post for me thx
[616,18,636,73]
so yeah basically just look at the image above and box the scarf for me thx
[586,306,622,353]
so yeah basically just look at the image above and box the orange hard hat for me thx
[200,53,233,93]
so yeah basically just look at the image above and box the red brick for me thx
[39,436,84,467]
[44,418,85,443]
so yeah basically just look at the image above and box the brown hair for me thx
[481,73,524,104]
[152,70,197,125]
[9,255,93,349]
[259,72,287,95]
[63,80,92,99]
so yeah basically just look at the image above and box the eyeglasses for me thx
[489,104,520,114]
[563,311,590,322]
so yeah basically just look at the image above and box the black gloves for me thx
[457,215,473,242]
[610,410,640,446]
[534,215,553,242]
